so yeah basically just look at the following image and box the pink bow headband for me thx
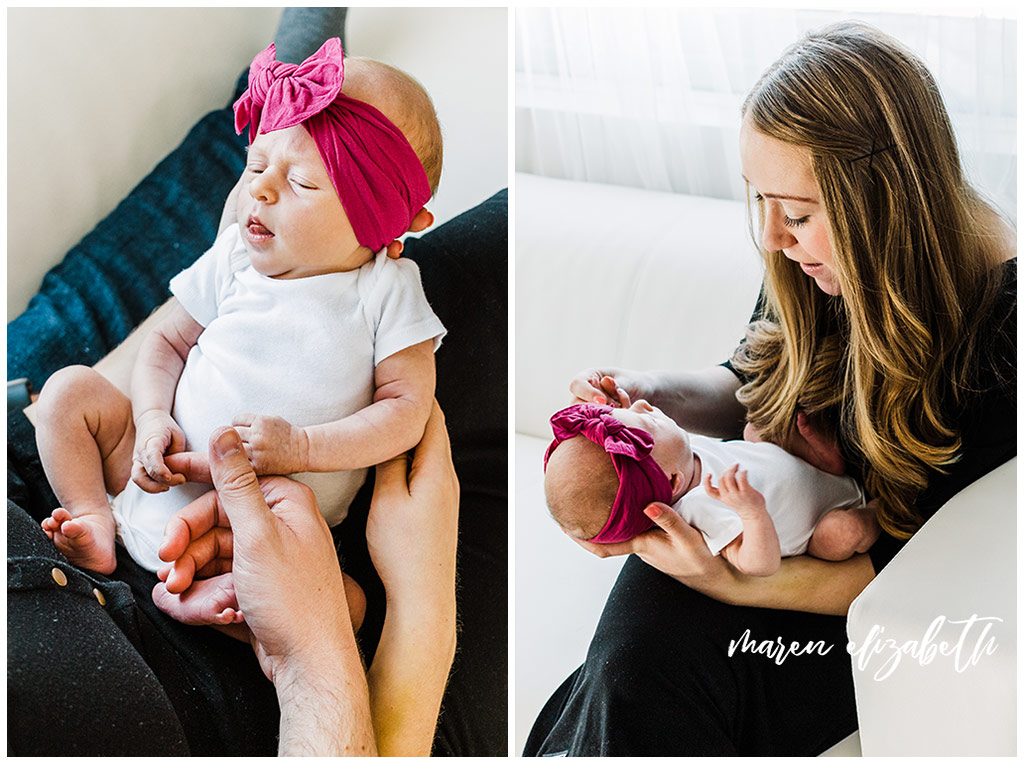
[544,403,672,543]
[234,38,432,253]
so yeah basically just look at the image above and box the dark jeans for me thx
[7,71,508,754]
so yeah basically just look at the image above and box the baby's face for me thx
[236,125,371,279]
[610,400,697,499]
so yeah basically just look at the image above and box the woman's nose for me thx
[761,204,798,252]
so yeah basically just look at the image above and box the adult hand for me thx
[366,399,458,607]
[571,503,736,594]
[745,411,846,475]
[161,428,349,678]
[158,427,375,755]
[363,400,458,756]
[569,367,654,408]
[385,208,435,259]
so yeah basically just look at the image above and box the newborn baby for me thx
[543,402,880,575]
[35,38,445,626]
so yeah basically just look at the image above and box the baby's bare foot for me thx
[152,572,244,626]
[41,507,117,574]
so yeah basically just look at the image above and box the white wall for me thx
[6,7,508,321]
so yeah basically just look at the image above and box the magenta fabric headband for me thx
[544,403,672,544]
[233,38,432,253]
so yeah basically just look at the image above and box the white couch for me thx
[514,171,1016,756]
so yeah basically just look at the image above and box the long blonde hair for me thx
[734,22,1010,538]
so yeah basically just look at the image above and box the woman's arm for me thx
[364,401,458,755]
[571,364,747,439]
[577,501,876,616]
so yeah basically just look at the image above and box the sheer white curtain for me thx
[515,8,1016,222]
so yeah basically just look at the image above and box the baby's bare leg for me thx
[807,505,881,562]
[35,366,137,574]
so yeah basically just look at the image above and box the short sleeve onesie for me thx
[676,435,864,556]
[112,224,446,571]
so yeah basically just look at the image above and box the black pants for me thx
[524,555,857,756]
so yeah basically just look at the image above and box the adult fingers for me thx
[207,427,275,543]
[598,375,632,408]
[385,239,404,259]
[407,401,457,496]
[568,376,599,404]
[158,488,224,563]
[164,451,212,484]
[569,535,634,558]
[641,502,700,542]
[163,527,236,594]
[373,452,411,501]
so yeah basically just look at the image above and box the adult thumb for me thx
[208,427,272,540]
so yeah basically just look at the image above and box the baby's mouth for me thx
[247,216,274,238]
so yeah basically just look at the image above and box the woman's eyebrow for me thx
[742,176,818,204]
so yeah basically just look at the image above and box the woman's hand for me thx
[574,500,876,615]
[571,503,736,594]
[569,367,654,408]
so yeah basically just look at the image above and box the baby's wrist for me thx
[294,425,312,472]
[134,406,170,426]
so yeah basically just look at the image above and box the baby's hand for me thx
[232,413,310,476]
[133,410,187,493]
[704,464,766,515]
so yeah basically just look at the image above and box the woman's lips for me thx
[799,262,825,276]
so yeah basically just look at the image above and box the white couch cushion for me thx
[515,172,763,439]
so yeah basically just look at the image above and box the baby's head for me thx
[233,38,442,279]
[543,401,698,543]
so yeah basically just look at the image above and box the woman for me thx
[525,21,1015,756]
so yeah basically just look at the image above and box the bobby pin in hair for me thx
[851,139,893,170]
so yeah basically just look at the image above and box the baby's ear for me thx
[668,471,687,502]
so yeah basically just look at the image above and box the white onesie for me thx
[676,435,864,556]
[112,223,446,571]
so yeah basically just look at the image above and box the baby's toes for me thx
[213,608,243,625]
[59,518,88,541]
